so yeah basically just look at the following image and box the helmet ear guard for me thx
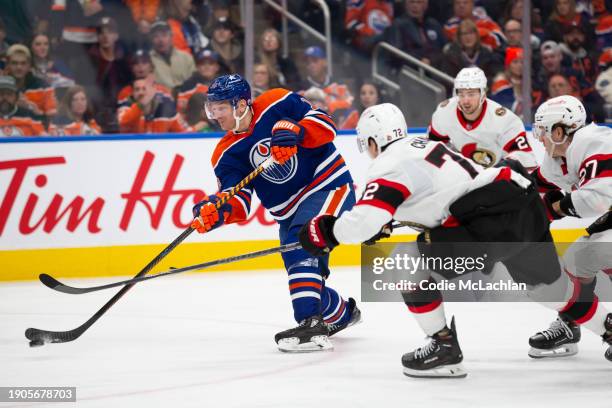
[356,103,408,155]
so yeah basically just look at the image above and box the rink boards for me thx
[0,131,592,281]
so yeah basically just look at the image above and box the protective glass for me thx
[204,100,232,120]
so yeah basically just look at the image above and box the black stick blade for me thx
[25,327,81,344]
[39,274,88,294]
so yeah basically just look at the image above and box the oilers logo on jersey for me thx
[249,137,298,184]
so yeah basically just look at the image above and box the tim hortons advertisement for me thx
[0,133,592,280]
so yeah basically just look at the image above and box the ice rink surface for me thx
[1,267,611,408]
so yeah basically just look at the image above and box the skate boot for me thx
[528,314,581,358]
[604,313,612,362]
[401,317,467,378]
[274,314,332,353]
[327,298,362,336]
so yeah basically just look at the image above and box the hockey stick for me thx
[39,242,302,294]
[25,157,276,346]
[39,222,422,295]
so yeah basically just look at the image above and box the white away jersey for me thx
[535,123,612,217]
[428,97,537,169]
[333,137,528,244]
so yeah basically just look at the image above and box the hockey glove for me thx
[363,222,393,245]
[542,190,566,221]
[298,214,339,257]
[271,118,304,164]
[191,192,232,233]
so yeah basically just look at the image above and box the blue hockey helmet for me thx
[206,74,252,107]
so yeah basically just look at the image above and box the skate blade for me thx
[277,335,333,353]
[403,363,467,379]
[528,343,578,359]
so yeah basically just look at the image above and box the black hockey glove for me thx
[586,210,611,236]
[542,190,566,221]
[363,222,393,245]
[298,215,339,257]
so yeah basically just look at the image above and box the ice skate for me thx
[327,298,362,336]
[402,317,467,378]
[528,315,580,358]
[275,314,332,353]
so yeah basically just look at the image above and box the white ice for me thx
[1,267,611,408]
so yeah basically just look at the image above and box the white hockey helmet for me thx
[356,103,407,155]
[454,67,487,106]
[533,95,586,145]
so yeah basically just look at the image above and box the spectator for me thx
[595,11,612,50]
[503,18,541,50]
[384,0,446,66]
[491,47,525,115]
[544,0,593,43]
[299,46,354,114]
[176,48,222,112]
[338,80,383,129]
[302,86,329,111]
[5,44,57,119]
[203,0,237,36]
[84,17,132,129]
[0,18,8,70]
[49,0,106,75]
[124,0,161,37]
[164,0,209,56]
[184,92,219,131]
[118,77,188,133]
[210,17,243,75]
[500,0,544,40]
[117,49,172,107]
[560,21,599,85]
[29,32,75,91]
[149,20,196,89]
[533,40,590,101]
[440,19,503,82]
[443,0,506,50]
[256,28,301,90]
[49,85,101,135]
[547,72,575,97]
[252,63,274,98]
[0,75,46,136]
[345,0,395,54]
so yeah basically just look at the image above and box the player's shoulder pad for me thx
[569,123,612,162]
[253,88,292,111]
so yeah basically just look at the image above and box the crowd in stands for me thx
[1,0,612,137]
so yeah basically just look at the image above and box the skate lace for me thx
[541,318,573,341]
[414,338,438,359]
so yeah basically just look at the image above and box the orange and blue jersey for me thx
[211,88,353,223]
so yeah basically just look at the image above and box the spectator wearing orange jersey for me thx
[118,77,188,133]
[117,49,172,107]
[0,76,46,137]
[338,80,382,129]
[299,46,354,115]
[491,47,525,116]
[49,85,101,136]
[125,0,161,36]
[164,0,209,56]
[345,0,394,53]
[443,0,506,50]
[176,49,222,113]
[5,44,57,120]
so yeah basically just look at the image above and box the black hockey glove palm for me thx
[299,215,339,257]
[542,190,565,221]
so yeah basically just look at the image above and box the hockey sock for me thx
[321,285,351,327]
[560,279,609,335]
[287,258,323,322]
[402,277,447,336]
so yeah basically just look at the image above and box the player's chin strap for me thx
[232,105,252,132]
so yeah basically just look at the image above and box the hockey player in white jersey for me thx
[527,95,612,361]
[297,103,570,378]
[429,67,537,169]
